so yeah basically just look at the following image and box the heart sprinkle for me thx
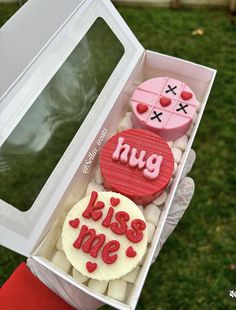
[137,103,148,114]
[126,246,137,258]
[181,91,192,101]
[69,218,80,228]
[86,262,97,273]
[160,96,171,107]
[110,197,120,207]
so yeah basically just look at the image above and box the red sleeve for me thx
[0,262,74,310]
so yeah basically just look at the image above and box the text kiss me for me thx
[68,191,146,272]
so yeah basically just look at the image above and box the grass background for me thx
[0,3,235,309]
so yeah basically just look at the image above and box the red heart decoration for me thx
[110,197,120,207]
[86,262,97,273]
[126,246,137,258]
[181,91,192,101]
[137,103,148,114]
[69,218,80,228]
[160,97,171,107]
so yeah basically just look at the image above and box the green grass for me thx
[1,4,236,310]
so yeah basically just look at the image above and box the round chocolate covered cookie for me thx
[62,191,147,281]
[100,129,174,205]
[131,77,198,141]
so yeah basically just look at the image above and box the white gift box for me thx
[0,0,216,309]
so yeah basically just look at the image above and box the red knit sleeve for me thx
[0,263,74,310]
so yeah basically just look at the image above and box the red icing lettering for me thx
[86,261,97,273]
[73,225,106,258]
[69,218,80,228]
[102,240,120,264]
[82,191,105,221]
[102,207,114,228]
[126,219,146,243]
[110,197,120,207]
[110,211,130,235]
[126,246,137,258]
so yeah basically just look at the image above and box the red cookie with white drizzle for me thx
[100,129,174,206]
[62,191,147,281]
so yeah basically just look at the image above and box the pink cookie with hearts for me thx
[131,77,198,141]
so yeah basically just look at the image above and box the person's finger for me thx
[153,177,195,262]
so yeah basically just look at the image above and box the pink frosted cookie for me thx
[131,77,198,141]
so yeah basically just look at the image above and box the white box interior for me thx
[29,50,216,310]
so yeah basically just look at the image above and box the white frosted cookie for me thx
[62,191,148,281]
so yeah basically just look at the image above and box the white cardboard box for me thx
[0,0,216,309]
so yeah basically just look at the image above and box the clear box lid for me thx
[0,0,144,256]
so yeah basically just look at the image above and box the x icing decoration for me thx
[62,191,147,281]
[131,77,198,141]
[100,129,174,206]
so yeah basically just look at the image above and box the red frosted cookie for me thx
[100,129,174,206]
[131,77,198,141]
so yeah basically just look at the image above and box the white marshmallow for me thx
[147,222,155,243]
[85,182,104,196]
[56,235,64,253]
[88,279,108,294]
[118,115,133,132]
[186,123,193,137]
[72,268,89,283]
[44,227,61,248]
[173,135,188,151]
[144,204,161,226]
[193,112,198,124]
[122,266,140,283]
[153,191,167,206]
[107,280,127,301]
[139,248,147,265]
[196,100,201,112]
[168,178,174,190]
[95,168,103,185]
[55,211,67,228]
[38,245,54,260]
[172,147,182,164]
[167,141,173,148]
[173,162,178,177]
[51,251,71,274]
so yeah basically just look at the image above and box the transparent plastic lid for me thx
[0,0,144,256]
[0,18,124,212]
